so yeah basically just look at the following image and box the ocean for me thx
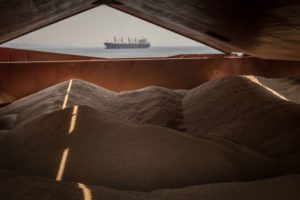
[33,46,222,58]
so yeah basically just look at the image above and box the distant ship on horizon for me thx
[104,37,151,49]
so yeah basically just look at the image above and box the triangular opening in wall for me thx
[0,5,223,58]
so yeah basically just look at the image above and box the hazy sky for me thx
[2,5,210,48]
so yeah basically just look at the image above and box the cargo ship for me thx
[104,37,151,49]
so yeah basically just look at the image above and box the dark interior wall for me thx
[1,57,299,99]
[0,0,97,43]
[1,1,300,60]
[112,0,300,61]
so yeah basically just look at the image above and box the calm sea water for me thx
[34,46,222,58]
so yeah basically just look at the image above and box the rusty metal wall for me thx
[1,57,299,100]
[0,47,98,61]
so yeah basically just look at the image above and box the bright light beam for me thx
[56,148,70,181]
[244,75,289,101]
[68,105,79,134]
[78,183,93,200]
[56,105,78,181]
[62,79,73,109]
[57,80,92,199]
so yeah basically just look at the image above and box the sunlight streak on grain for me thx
[57,80,92,200]
[56,105,79,181]
[62,79,73,109]
[56,148,70,181]
[78,183,93,200]
[244,75,289,101]
[68,105,78,134]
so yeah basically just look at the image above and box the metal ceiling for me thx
[1,0,300,60]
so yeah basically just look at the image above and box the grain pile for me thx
[0,75,299,199]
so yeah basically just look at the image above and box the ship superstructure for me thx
[104,37,151,49]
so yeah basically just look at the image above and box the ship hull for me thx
[104,42,151,49]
